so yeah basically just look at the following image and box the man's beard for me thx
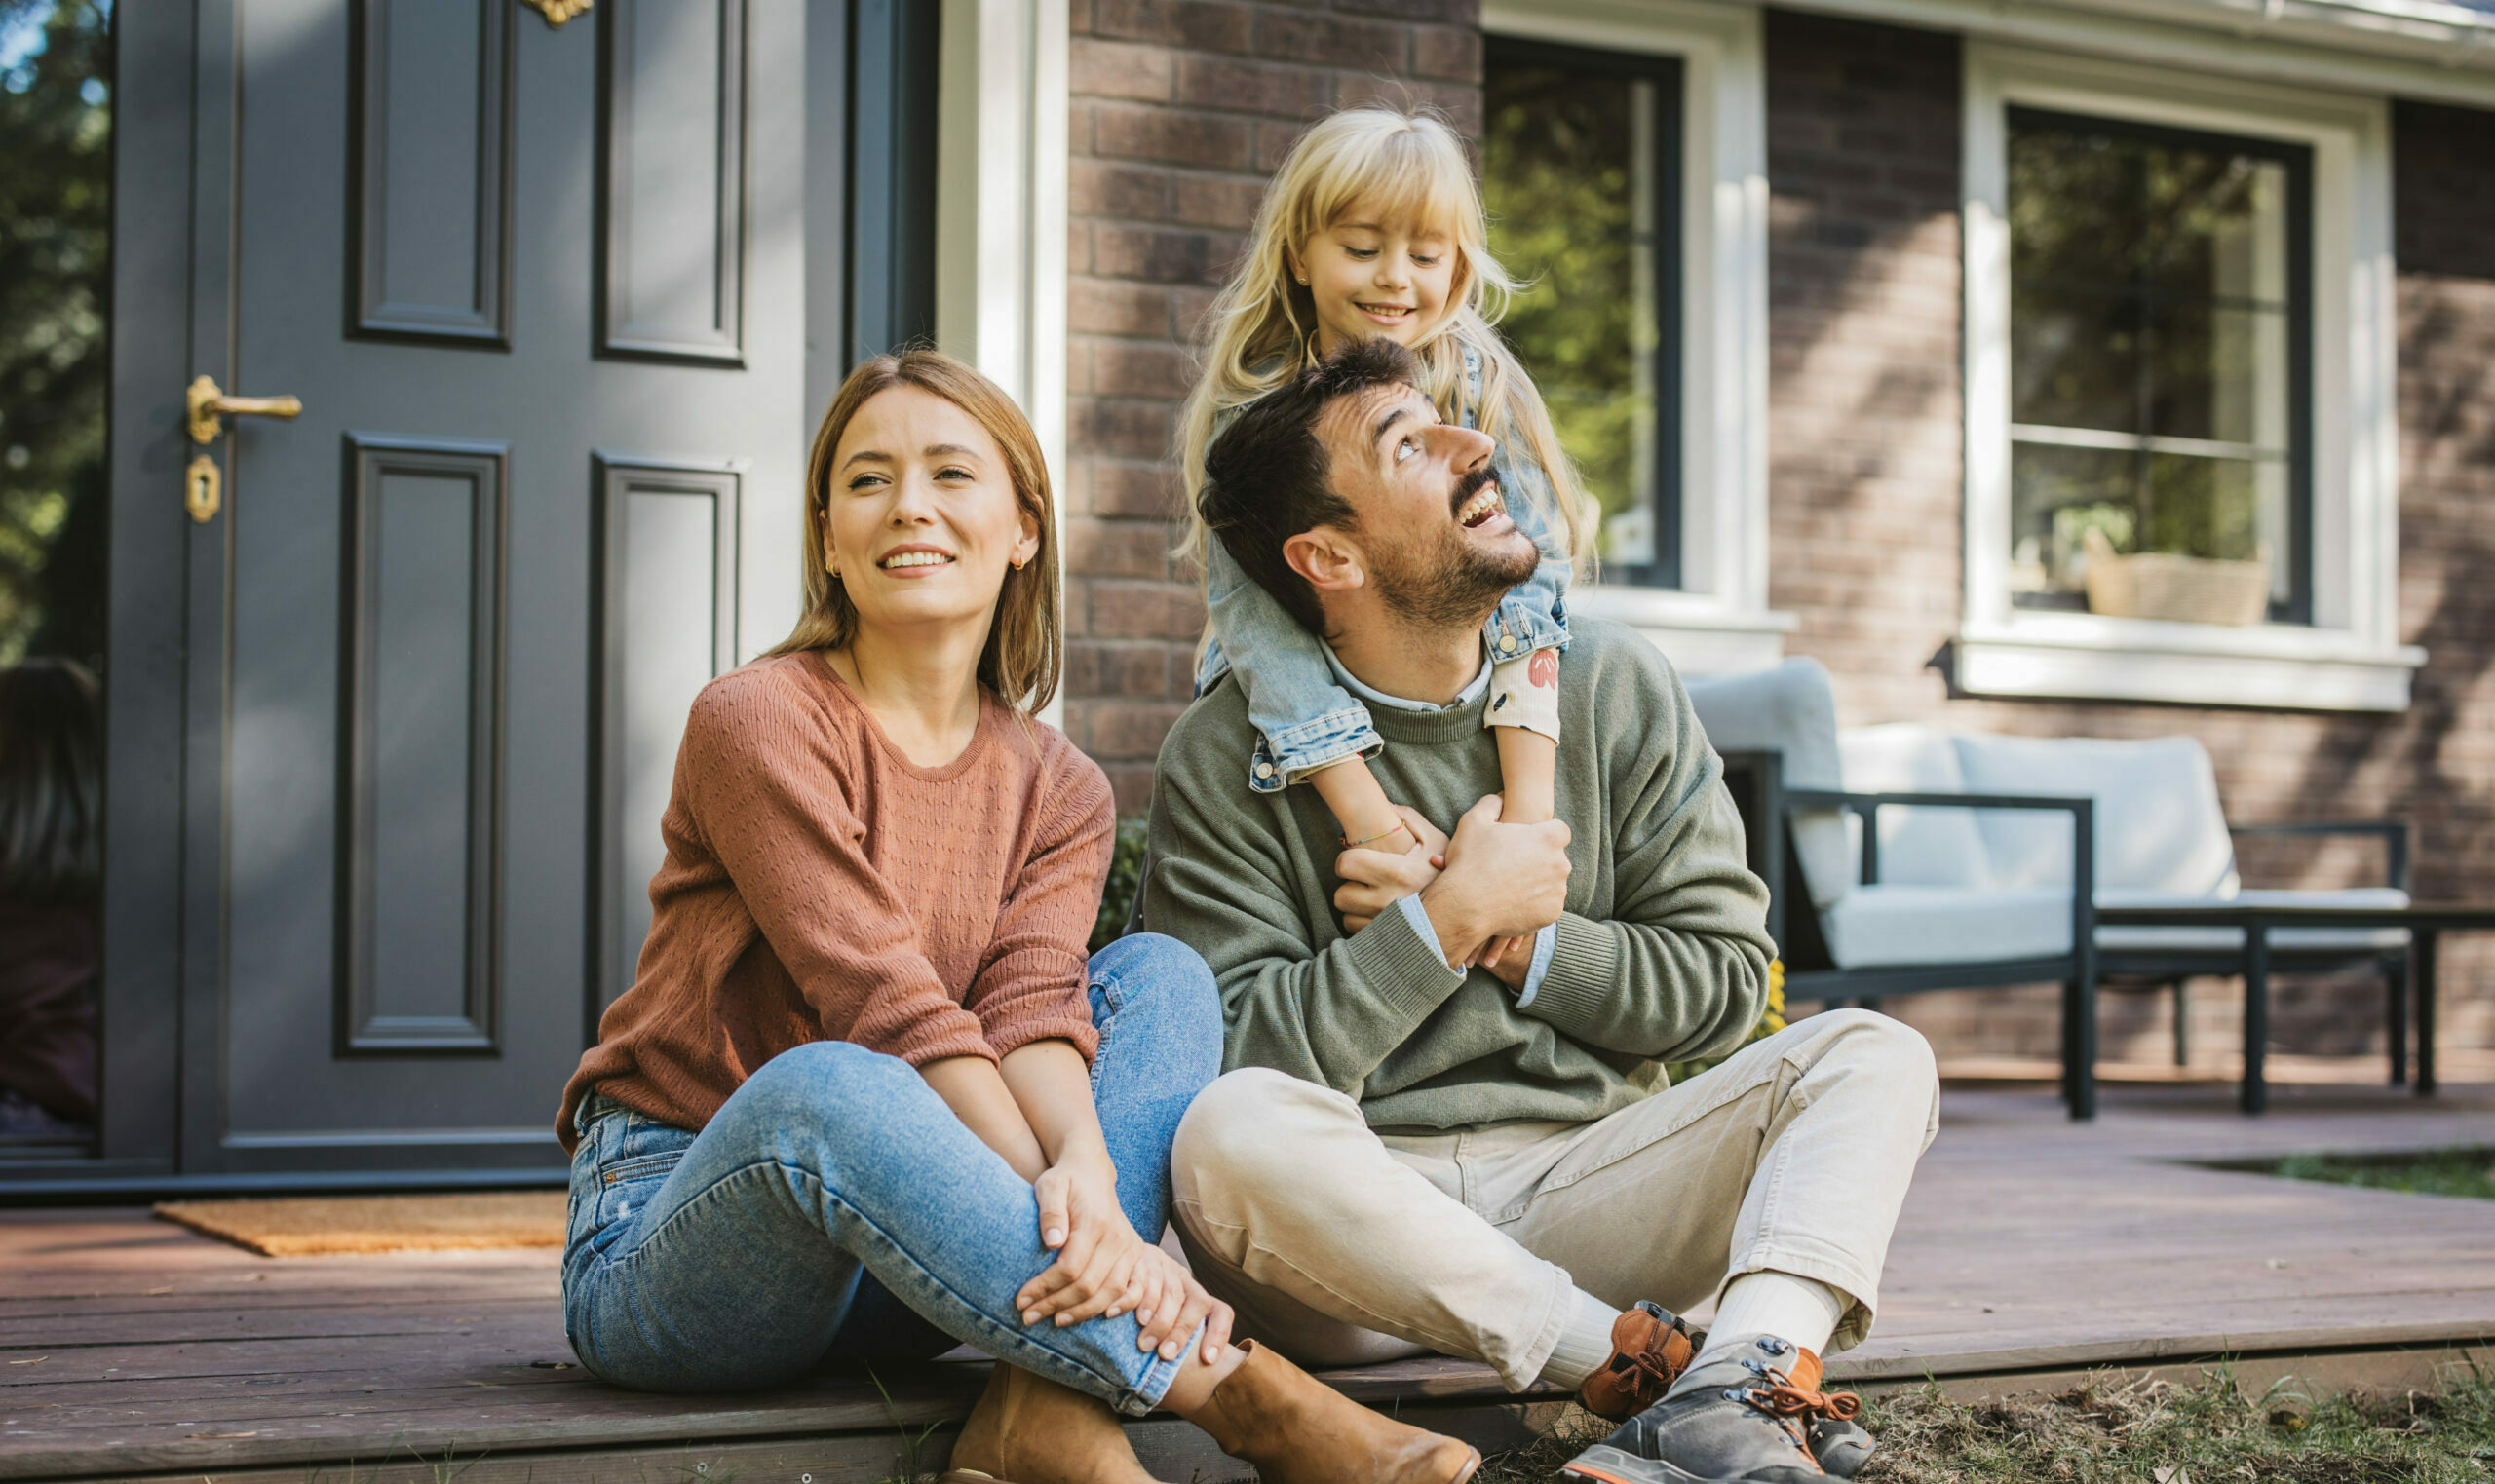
[1364,467,1542,632]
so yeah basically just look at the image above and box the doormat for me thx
[153,1192,566,1257]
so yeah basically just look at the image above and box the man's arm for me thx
[1138,752,1468,1097]
[1513,648,1776,1065]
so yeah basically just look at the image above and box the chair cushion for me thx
[2096,887,2412,955]
[1837,724,1991,889]
[1684,658,1851,910]
[1821,884,2074,969]
[1950,733,2240,898]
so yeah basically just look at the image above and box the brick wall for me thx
[1759,10,2495,1066]
[1063,0,1484,813]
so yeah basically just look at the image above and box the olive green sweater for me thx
[1139,620,1775,1132]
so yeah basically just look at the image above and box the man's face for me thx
[1315,382,1541,629]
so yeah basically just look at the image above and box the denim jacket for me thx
[1195,343,1574,794]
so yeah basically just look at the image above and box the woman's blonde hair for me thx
[767,350,1062,715]
[1177,105,1589,573]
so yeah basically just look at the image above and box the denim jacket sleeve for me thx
[1458,340,1573,659]
[1483,438,1575,659]
[1195,532,1385,795]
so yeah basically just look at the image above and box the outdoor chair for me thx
[1685,660,2103,1118]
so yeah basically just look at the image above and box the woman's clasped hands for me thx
[1012,1145,1234,1364]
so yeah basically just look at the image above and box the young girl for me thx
[1178,106,1589,969]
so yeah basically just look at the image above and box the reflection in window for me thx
[1482,38,1681,587]
[0,0,108,1154]
[2006,107,2308,623]
[0,0,110,672]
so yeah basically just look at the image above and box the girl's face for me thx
[1292,215,1461,357]
[823,385,1038,643]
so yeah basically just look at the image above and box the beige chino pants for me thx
[1170,1009,1939,1391]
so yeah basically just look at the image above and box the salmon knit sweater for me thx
[556,650,1114,1152]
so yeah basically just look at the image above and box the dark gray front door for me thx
[173,0,825,1178]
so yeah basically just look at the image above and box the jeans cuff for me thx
[1250,723,1386,793]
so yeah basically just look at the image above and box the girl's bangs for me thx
[1306,128,1478,245]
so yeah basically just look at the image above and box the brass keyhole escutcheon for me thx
[185,454,222,524]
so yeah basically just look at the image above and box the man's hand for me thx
[1419,795,1570,963]
[1333,806,1447,932]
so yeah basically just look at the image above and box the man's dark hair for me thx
[1199,337,1418,634]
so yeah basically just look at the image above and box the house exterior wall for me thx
[1056,1,2495,1068]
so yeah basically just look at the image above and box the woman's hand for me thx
[1016,1147,1149,1328]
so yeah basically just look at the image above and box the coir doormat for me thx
[153,1192,566,1257]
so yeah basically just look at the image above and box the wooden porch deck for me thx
[6,1076,2493,1484]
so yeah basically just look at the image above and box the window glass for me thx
[2006,108,2306,621]
[0,0,109,671]
[0,0,109,1154]
[1482,40,1681,586]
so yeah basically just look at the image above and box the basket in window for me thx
[2081,528,2269,627]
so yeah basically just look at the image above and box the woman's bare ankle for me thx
[1159,1340,1248,1416]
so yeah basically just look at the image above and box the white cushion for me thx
[1950,733,2240,897]
[1837,724,1991,889]
[1683,658,1851,910]
[1821,884,2074,969]
[2096,887,2411,954]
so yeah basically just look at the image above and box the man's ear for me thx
[1284,526,1365,594]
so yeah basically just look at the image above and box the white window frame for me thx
[1958,43,2425,711]
[1481,0,1794,676]
[935,0,1070,723]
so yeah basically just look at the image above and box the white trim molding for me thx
[1481,0,1792,676]
[935,0,1070,723]
[1785,0,2495,106]
[1957,43,2425,712]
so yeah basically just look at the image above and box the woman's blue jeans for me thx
[560,933,1222,1412]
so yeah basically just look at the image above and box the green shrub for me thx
[1090,817,1152,952]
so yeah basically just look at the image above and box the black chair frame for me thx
[1717,751,2102,1119]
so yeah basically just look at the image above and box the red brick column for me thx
[1064,0,1482,812]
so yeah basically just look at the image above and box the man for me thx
[1140,339,1939,1484]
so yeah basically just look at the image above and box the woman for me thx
[558,351,1478,1484]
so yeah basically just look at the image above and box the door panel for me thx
[184,0,809,1175]
[351,0,513,343]
[591,456,740,1023]
[597,0,748,362]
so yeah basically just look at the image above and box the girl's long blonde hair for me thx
[767,350,1062,716]
[1177,105,1589,574]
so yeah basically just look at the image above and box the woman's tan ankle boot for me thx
[939,1362,1167,1484]
[1187,1340,1481,1484]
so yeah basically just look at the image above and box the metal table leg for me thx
[2242,924,2269,1116]
[2389,947,2408,1086]
[2416,929,2437,1097]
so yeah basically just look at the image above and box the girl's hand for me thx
[1333,807,1448,932]
[1124,1244,1235,1363]
[1016,1148,1148,1327]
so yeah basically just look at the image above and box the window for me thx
[1482,38,1682,587]
[2005,108,2311,625]
[1958,45,2418,711]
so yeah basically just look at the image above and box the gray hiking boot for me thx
[1558,1334,1865,1484]
[1807,1416,1873,1479]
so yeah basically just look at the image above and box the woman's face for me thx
[1293,213,1461,357]
[823,385,1038,645]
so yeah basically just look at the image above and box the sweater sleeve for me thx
[1140,723,1467,1096]
[1516,650,1775,1062]
[680,673,996,1067]
[965,744,1115,1061]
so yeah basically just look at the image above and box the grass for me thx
[2265,1147,2495,1202]
[1469,1362,2495,1483]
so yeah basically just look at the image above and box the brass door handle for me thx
[187,374,302,444]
